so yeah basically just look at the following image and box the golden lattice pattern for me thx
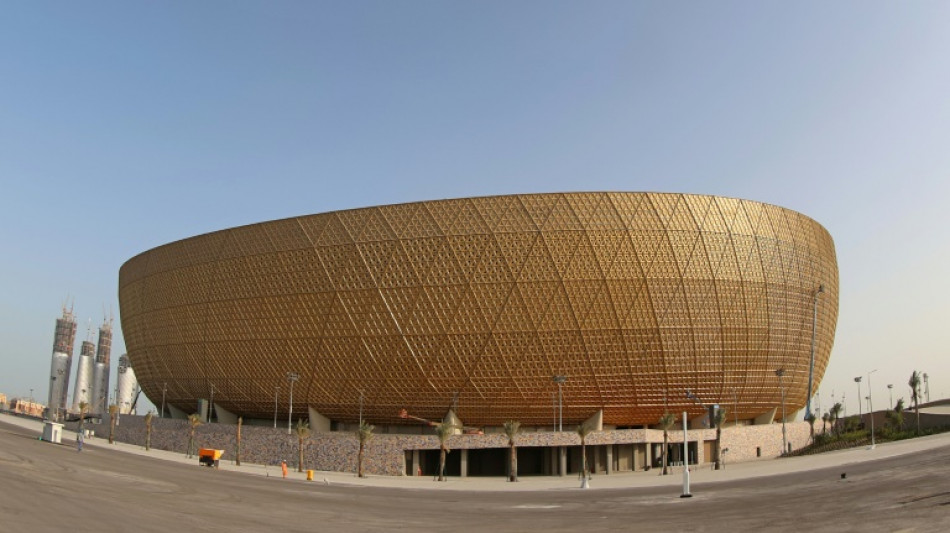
[119,193,838,426]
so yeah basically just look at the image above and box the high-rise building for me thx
[91,318,113,415]
[71,333,95,412]
[116,354,138,414]
[48,305,77,421]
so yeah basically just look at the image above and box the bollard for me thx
[307,470,314,481]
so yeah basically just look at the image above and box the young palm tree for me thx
[108,404,118,444]
[295,419,312,472]
[434,422,456,481]
[829,403,843,436]
[805,411,817,442]
[78,401,88,435]
[658,412,676,475]
[909,371,922,436]
[187,413,202,457]
[889,398,906,431]
[576,422,594,480]
[236,417,242,466]
[356,420,374,478]
[713,408,727,470]
[144,411,153,451]
[503,420,522,482]
[821,412,830,434]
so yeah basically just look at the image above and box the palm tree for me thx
[805,411,817,442]
[713,407,727,470]
[295,419,312,472]
[77,401,88,435]
[503,420,522,482]
[829,402,843,436]
[658,412,676,475]
[144,411,153,451]
[909,371,922,436]
[235,417,242,466]
[576,421,594,481]
[821,412,830,434]
[187,413,202,457]
[434,422,456,481]
[108,404,118,444]
[356,420,374,478]
[889,398,905,431]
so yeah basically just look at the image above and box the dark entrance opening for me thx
[467,448,506,477]
[419,449,460,478]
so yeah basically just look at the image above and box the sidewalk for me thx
[5,412,949,492]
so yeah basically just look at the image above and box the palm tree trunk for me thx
[145,423,151,451]
[715,427,722,470]
[581,439,587,478]
[662,432,669,475]
[438,446,447,481]
[509,442,517,482]
[188,429,195,458]
[236,417,242,466]
[298,437,304,472]
[358,441,365,478]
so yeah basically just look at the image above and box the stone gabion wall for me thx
[79,415,809,476]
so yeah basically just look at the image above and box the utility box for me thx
[43,422,64,444]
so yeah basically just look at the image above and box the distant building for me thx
[91,318,113,415]
[116,354,138,414]
[48,305,77,421]
[11,398,45,418]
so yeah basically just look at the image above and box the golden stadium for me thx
[119,192,838,429]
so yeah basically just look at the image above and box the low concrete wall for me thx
[79,415,808,476]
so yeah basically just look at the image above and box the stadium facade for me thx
[119,192,838,433]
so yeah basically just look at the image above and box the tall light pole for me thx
[854,376,863,418]
[29,388,33,404]
[733,388,739,427]
[805,285,825,422]
[208,383,215,423]
[553,375,566,432]
[867,369,878,449]
[286,372,299,435]
[359,389,365,426]
[923,373,930,403]
[160,382,167,419]
[887,384,893,410]
[775,368,787,455]
[273,386,280,429]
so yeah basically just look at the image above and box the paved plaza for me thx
[1,413,948,531]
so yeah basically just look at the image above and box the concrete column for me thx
[559,446,567,476]
[460,448,468,478]
[605,445,612,475]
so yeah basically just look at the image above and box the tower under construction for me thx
[91,317,113,415]
[116,354,138,415]
[71,327,95,412]
[48,305,77,421]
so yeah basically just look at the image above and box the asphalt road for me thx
[1,420,948,532]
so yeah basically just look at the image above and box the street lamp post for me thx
[208,383,215,423]
[733,389,739,427]
[160,383,167,419]
[552,376,566,432]
[359,389,365,426]
[854,376,863,418]
[775,368,787,455]
[805,285,824,422]
[273,386,280,429]
[868,369,878,449]
[286,372,299,435]
[887,384,893,410]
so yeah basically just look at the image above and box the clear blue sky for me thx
[2,2,948,416]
